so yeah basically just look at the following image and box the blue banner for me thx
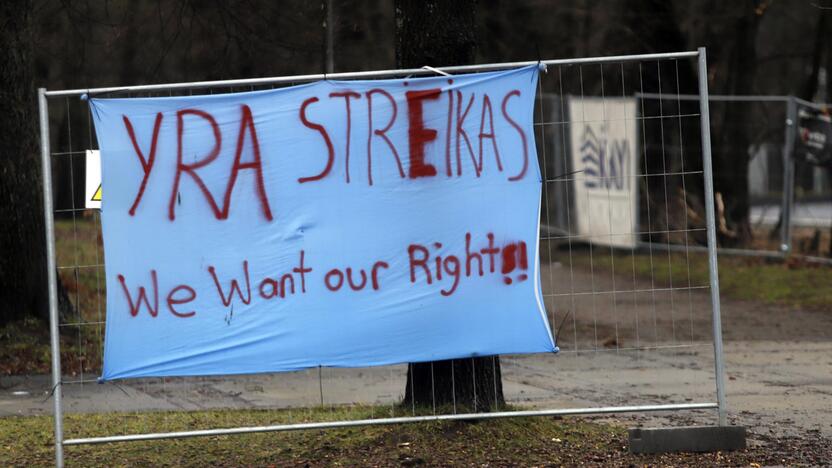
[90,65,556,381]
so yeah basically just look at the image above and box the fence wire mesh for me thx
[40,51,725,459]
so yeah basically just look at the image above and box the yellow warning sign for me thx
[85,150,101,209]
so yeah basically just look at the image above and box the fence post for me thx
[779,96,797,254]
[38,88,64,468]
[696,48,728,426]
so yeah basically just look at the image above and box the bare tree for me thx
[0,1,50,325]
[394,0,504,412]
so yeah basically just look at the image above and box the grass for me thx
[0,406,804,467]
[559,243,832,311]
[0,217,105,376]
[0,218,106,376]
[0,318,52,375]
[0,407,621,466]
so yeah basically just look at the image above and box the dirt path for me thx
[539,257,832,347]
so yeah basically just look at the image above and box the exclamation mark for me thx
[501,241,528,285]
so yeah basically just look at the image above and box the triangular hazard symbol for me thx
[91,184,102,202]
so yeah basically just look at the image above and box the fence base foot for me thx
[628,425,746,454]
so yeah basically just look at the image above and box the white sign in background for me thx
[568,98,638,248]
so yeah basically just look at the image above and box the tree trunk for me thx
[0,1,49,325]
[621,0,705,245]
[394,0,504,412]
[0,1,74,326]
[826,12,832,257]
[404,356,504,413]
[800,12,827,102]
[708,2,762,246]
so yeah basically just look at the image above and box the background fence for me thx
[39,49,726,467]
[629,94,830,261]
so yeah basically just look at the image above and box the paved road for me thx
[751,201,831,228]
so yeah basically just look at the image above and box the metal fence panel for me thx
[38,49,725,467]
